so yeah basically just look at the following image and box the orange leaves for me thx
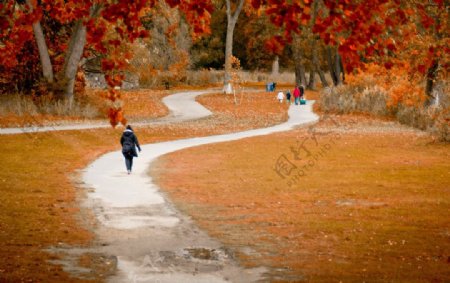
[384,61,394,70]
[86,19,107,44]
[108,107,127,128]
[100,89,126,127]
[347,63,425,109]
[177,1,213,36]
[265,36,285,55]
[42,0,91,24]
[419,12,435,29]
[260,0,447,76]
[417,64,427,74]
[432,0,444,7]
[251,0,262,9]
[343,9,352,17]
[386,38,396,52]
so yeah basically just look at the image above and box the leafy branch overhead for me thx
[253,0,448,86]
[0,0,448,125]
[0,0,213,126]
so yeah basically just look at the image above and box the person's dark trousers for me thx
[124,153,133,172]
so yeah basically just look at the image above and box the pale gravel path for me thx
[1,89,319,282]
[81,90,319,282]
[0,90,213,135]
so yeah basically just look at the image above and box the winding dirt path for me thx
[0,90,212,135]
[81,90,319,282]
[0,89,319,282]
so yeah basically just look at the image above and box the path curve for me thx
[0,90,213,135]
[82,90,319,282]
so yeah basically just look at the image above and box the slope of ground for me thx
[152,115,450,282]
[0,89,288,282]
[0,89,171,127]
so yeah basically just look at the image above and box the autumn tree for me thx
[385,0,449,102]
[306,0,327,88]
[223,0,245,93]
[190,1,227,69]
[129,0,193,88]
[235,7,290,71]
[0,0,213,125]
[192,3,285,72]
[253,0,448,99]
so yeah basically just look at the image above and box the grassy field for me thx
[0,89,288,281]
[152,115,450,282]
[0,89,171,127]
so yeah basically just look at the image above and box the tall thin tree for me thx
[224,0,245,93]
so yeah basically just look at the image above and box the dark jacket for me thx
[120,129,141,157]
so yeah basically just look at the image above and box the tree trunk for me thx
[60,20,87,99]
[336,50,345,84]
[307,68,315,90]
[294,57,307,87]
[26,0,54,83]
[272,55,279,76]
[60,4,101,99]
[334,48,342,85]
[313,44,328,87]
[316,60,328,87]
[293,35,307,87]
[326,46,338,86]
[307,0,328,88]
[224,0,245,93]
[307,0,320,90]
[32,23,54,83]
[425,60,439,103]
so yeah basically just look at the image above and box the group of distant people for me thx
[277,85,305,105]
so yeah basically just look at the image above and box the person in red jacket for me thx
[293,85,301,105]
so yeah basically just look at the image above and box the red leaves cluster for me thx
[41,0,91,24]
[2,0,213,124]
[107,104,127,128]
[0,2,33,69]
[255,0,449,77]
[265,36,285,55]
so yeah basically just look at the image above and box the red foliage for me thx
[265,36,285,55]
[252,0,448,79]
[1,0,213,126]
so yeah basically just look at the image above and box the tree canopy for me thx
[1,0,448,124]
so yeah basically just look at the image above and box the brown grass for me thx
[319,84,450,142]
[0,89,290,281]
[197,91,289,125]
[0,89,171,127]
[121,89,169,120]
[152,118,450,282]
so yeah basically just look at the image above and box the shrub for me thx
[0,94,101,120]
[321,85,389,115]
[319,65,449,142]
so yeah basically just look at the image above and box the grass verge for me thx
[0,89,288,281]
[152,116,450,282]
[0,89,171,127]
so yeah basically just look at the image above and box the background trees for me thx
[252,0,448,96]
[1,0,447,124]
[0,0,213,124]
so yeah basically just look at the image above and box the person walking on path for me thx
[293,85,301,105]
[299,85,305,99]
[286,90,291,104]
[120,125,141,174]
[277,90,284,103]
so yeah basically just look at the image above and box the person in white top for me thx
[277,91,284,103]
